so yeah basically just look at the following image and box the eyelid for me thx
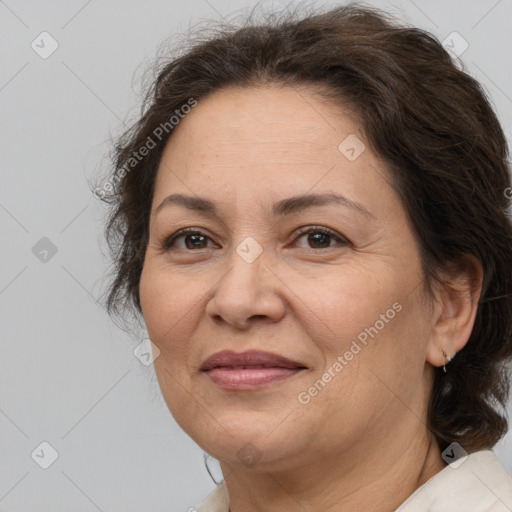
[290,225,350,248]
[162,227,217,251]
[162,225,350,251]
[293,225,348,241]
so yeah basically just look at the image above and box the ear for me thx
[425,254,484,369]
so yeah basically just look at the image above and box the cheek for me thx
[297,300,423,443]
[297,268,420,405]
[139,260,195,367]
[297,269,398,356]
[139,263,166,337]
[140,259,196,333]
[139,262,200,418]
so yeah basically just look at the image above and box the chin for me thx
[182,414,311,472]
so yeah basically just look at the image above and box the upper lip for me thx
[200,350,307,371]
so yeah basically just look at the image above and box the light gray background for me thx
[1,0,511,510]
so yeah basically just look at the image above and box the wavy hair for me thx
[95,1,512,453]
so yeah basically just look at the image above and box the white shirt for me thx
[196,450,512,511]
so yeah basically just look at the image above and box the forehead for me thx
[164,84,361,159]
[153,84,394,218]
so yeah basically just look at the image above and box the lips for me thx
[200,350,307,390]
[200,350,306,371]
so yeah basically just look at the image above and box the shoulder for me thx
[396,450,512,512]
[195,480,229,512]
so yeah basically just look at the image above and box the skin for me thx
[139,83,483,511]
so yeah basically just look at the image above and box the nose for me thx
[205,245,286,330]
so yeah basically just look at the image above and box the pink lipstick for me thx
[200,349,307,390]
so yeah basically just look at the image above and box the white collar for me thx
[196,450,512,511]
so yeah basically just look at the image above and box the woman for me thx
[97,2,512,510]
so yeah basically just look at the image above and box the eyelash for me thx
[161,226,349,252]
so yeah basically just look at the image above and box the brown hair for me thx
[95,1,512,453]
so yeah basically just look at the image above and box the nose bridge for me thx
[206,234,284,327]
[235,234,266,266]
[223,233,268,295]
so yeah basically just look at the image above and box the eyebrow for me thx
[153,192,375,221]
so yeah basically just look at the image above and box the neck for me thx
[220,428,447,512]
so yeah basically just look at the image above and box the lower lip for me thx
[204,367,305,390]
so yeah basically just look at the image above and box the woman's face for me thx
[139,84,437,471]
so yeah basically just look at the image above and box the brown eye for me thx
[163,229,215,251]
[305,232,332,249]
[292,226,349,250]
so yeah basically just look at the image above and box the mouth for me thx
[200,350,308,390]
